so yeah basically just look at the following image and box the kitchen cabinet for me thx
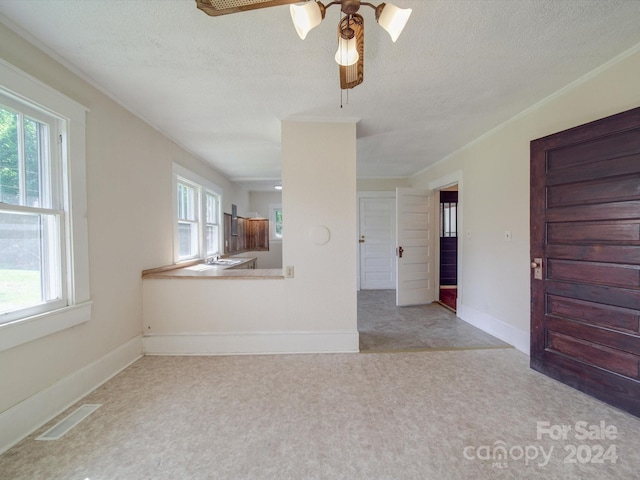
[224,214,269,255]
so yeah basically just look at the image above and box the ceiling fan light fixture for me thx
[290,1,326,40]
[376,3,412,42]
[335,32,359,66]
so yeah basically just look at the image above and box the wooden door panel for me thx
[547,331,640,379]
[546,128,640,170]
[547,295,640,333]
[547,175,640,207]
[547,153,640,185]
[531,106,640,417]
[548,221,640,243]
[546,244,640,264]
[547,259,640,288]
[546,316,640,356]
[546,200,640,222]
[546,281,640,311]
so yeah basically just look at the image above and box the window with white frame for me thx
[173,164,221,262]
[0,98,66,322]
[0,59,90,352]
[270,204,282,240]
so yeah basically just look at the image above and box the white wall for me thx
[411,46,640,353]
[282,118,358,333]
[0,23,246,452]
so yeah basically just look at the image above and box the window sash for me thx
[0,208,66,322]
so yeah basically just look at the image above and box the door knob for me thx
[359,235,365,243]
[531,257,543,280]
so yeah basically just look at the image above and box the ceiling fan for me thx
[195,0,412,90]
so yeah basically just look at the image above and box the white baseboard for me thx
[457,304,529,355]
[0,335,142,455]
[143,330,360,355]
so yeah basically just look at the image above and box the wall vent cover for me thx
[36,404,102,441]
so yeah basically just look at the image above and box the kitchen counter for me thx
[142,257,284,280]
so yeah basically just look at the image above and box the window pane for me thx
[206,224,218,256]
[0,106,19,205]
[177,182,196,221]
[24,117,44,207]
[206,193,217,224]
[178,221,198,259]
[0,211,59,315]
[274,208,283,238]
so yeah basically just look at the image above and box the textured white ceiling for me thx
[1,0,640,191]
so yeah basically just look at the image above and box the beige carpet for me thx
[358,290,509,352]
[2,350,640,479]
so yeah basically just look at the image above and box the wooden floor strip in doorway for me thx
[439,287,457,311]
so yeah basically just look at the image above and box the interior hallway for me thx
[358,290,508,352]
[2,351,640,479]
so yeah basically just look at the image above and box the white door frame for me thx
[428,170,463,310]
[356,191,396,291]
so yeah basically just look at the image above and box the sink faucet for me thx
[205,255,220,265]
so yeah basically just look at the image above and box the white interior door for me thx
[359,196,396,289]
[396,187,434,306]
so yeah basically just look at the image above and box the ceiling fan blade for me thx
[196,0,299,17]
[339,14,364,89]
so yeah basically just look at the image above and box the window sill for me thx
[0,302,92,353]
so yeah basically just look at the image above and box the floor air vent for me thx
[36,404,102,441]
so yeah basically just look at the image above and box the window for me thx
[0,59,90,352]
[440,198,458,238]
[270,204,282,240]
[177,178,199,259]
[0,99,65,322]
[173,164,221,262]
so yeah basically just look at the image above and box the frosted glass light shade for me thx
[334,35,359,66]
[290,2,323,40]
[377,3,412,42]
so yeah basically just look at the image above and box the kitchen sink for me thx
[209,259,243,266]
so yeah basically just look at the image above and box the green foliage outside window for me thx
[274,208,283,238]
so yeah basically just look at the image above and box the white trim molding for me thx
[0,335,142,455]
[0,58,91,351]
[143,330,360,356]
[457,304,529,355]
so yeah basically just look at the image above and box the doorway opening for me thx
[438,186,458,311]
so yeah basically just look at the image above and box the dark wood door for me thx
[530,106,640,416]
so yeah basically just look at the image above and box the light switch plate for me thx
[286,266,294,278]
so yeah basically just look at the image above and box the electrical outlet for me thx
[286,266,294,278]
